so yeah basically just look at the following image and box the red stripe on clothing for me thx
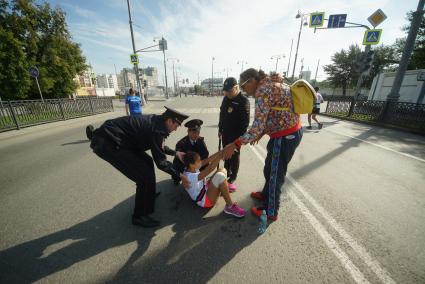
[269,122,301,138]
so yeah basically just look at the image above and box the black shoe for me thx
[86,125,94,140]
[318,123,323,130]
[306,126,312,130]
[132,215,160,228]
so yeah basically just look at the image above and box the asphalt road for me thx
[0,96,424,283]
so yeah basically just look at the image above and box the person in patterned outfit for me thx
[222,69,303,221]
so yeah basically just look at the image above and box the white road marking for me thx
[324,128,425,163]
[250,145,396,284]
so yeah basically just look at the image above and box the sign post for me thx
[29,66,44,102]
[130,54,139,65]
[363,29,383,45]
[367,9,387,28]
[327,14,347,28]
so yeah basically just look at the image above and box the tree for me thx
[393,10,425,69]
[0,0,87,100]
[323,44,362,95]
[363,44,399,87]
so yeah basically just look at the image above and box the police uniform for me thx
[219,77,250,183]
[87,107,188,227]
[172,119,209,183]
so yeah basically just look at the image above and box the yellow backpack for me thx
[270,79,316,114]
[290,79,316,114]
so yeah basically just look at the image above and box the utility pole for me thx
[237,60,247,73]
[286,39,293,77]
[387,0,425,102]
[314,59,320,86]
[271,54,285,73]
[161,38,169,99]
[126,0,145,105]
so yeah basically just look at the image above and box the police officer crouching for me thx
[172,119,209,185]
[86,107,189,228]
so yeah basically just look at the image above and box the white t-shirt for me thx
[315,92,324,108]
[183,170,206,201]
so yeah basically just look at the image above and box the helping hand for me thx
[176,151,185,163]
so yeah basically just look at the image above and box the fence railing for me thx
[0,97,114,132]
[325,97,425,133]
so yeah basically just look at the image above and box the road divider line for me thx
[323,128,425,163]
[251,145,396,284]
[250,146,370,284]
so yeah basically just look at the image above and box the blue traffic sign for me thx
[328,14,347,28]
[309,12,325,28]
[363,29,382,45]
[28,66,39,78]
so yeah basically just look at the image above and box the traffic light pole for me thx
[126,0,146,105]
[354,44,371,99]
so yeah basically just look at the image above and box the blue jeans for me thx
[261,129,303,216]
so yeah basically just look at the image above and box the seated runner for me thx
[182,151,246,218]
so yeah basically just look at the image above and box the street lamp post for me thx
[167,58,179,96]
[237,60,247,73]
[271,54,285,73]
[211,57,215,95]
[223,68,232,78]
[286,39,293,76]
[292,11,309,81]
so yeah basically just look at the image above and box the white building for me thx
[299,71,312,81]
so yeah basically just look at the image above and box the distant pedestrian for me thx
[218,77,250,192]
[307,87,323,130]
[125,88,142,116]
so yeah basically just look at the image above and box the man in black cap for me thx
[86,106,189,228]
[172,119,209,185]
[218,77,250,191]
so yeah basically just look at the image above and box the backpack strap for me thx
[271,106,289,111]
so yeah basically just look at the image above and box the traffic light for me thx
[353,50,374,75]
[159,38,168,51]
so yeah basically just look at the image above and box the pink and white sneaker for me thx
[228,183,237,193]
[224,203,246,218]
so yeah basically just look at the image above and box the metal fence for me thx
[325,96,425,133]
[0,97,114,132]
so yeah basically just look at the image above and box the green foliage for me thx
[393,10,425,69]
[323,44,362,95]
[0,0,87,100]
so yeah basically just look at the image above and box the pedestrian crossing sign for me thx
[130,54,139,65]
[309,12,325,28]
[363,29,382,45]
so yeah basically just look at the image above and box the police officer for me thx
[172,119,209,184]
[218,77,250,189]
[86,107,189,228]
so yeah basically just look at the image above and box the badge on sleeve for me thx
[227,107,233,113]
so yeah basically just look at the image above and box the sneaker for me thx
[86,125,94,140]
[224,203,246,218]
[228,183,237,193]
[250,191,264,201]
[318,123,323,130]
[306,126,312,130]
[251,207,278,221]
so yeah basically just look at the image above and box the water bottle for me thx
[257,210,267,234]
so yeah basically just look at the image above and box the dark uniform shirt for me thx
[218,92,250,144]
[100,114,179,179]
[173,136,209,173]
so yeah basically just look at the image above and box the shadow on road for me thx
[61,139,90,146]
[0,180,258,283]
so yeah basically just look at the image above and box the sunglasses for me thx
[239,78,251,89]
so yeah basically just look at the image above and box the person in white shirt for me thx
[307,86,324,130]
[182,151,246,218]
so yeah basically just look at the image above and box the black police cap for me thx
[184,119,203,131]
[222,77,238,91]
[163,106,189,125]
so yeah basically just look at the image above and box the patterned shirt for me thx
[240,77,300,144]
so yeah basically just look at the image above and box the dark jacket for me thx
[99,114,179,179]
[219,92,250,143]
[173,136,209,173]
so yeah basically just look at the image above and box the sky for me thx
[45,0,418,85]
